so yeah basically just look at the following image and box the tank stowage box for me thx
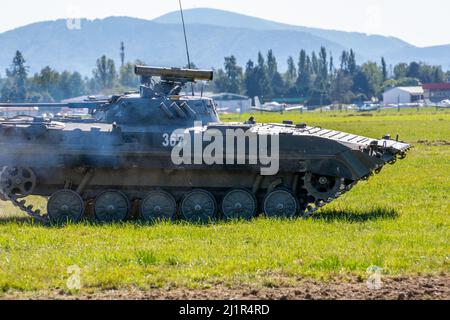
[0,66,411,223]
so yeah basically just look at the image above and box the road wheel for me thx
[181,189,217,223]
[221,189,257,220]
[140,190,177,222]
[47,190,84,224]
[94,190,130,223]
[263,189,298,218]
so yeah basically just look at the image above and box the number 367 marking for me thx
[162,133,184,147]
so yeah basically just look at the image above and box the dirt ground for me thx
[2,275,449,300]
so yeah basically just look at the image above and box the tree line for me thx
[213,48,449,105]
[0,51,141,103]
[1,49,449,105]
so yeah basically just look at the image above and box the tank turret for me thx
[0,66,220,126]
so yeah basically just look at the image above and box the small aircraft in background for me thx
[251,97,306,113]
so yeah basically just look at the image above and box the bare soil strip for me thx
[2,275,448,300]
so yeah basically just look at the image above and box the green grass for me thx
[0,108,449,294]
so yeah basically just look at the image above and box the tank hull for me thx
[0,118,410,222]
[0,65,410,222]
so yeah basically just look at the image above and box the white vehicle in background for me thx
[437,99,450,108]
[358,103,380,112]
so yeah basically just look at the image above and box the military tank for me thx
[0,66,411,224]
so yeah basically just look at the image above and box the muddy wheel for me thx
[47,190,84,224]
[0,167,36,198]
[94,191,130,223]
[263,189,298,218]
[221,189,257,220]
[181,189,217,223]
[140,190,177,222]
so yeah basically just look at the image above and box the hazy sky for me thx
[0,0,449,47]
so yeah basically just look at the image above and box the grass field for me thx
[0,108,449,298]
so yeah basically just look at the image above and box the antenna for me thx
[120,41,125,67]
[178,0,195,96]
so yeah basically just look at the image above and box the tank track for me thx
[302,181,357,217]
[0,190,50,224]
[0,177,360,224]
[0,166,49,223]
[0,155,397,224]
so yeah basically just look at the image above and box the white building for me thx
[0,107,40,118]
[209,93,252,113]
[383,87,424,105]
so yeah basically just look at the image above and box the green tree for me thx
[315,47,329,91]
[381,57,388,82]
[69,72,87,98]
[308,47,330,105]
[340,51,349,73]
[244,59,259,101]
[394,63,408,79]
[30,66,60,102]
[93,55,117,91]
[353,62,383,98]
[352,69,370,101]
[57,71,86,99]
[347,50,357,75]
[271,72,285,98]
[213,56,244,94]
[432,67,444,83]
[284,56,297,87]
[267,50,277,79]
[331,70,354,104]
[296,50,312,97]
[1,51,29,102]
[213,68,228,93]
[255,52,271,100]
[57,71,72,99]
[119,62,139,88]
[0,75,5,92]
[311,51,319,75]
[266,50,285,98]
[417,63,444,83]
[407,62,421,79]
[223,55,243,94]
[329,53,334,76]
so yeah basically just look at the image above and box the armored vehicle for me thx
[0,66,411,224]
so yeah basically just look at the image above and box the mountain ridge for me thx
[154,8,414,55]
[0,8,448,76]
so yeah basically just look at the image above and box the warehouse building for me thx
[422,83,450,103]
[210,93,252,113]
[382,86,424,105]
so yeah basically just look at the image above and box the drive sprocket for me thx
[303,172,344,201]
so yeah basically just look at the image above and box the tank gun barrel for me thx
[134,65,213,82]
[0,103,68,108]
[0,101,109,110]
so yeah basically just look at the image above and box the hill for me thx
[0,8,449,75]
[154,8,413,59]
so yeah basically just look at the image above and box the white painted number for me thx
[162,133,170,147]
[162,133,184,147]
